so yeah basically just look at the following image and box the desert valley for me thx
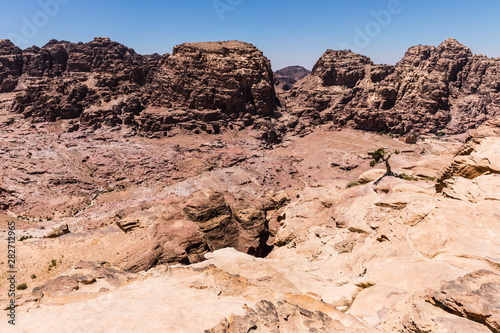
[0,36,499,332]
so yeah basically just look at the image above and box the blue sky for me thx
[0,0,499,70]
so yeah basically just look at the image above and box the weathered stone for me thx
[427,270,500,333]
[285,39,500,135]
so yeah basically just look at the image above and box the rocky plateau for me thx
[0,37,499,332]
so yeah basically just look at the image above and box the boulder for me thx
[427,270,500,333]
[207,300,369,333]
[44,223,70,238]
[357,169,386,184]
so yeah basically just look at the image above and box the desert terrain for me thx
[0,37,499,332]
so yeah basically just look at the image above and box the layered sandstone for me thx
[285,38,500,134]
[274,65,310,91]
[3,38,498,139]
[0,37,499,333]
[1,118,499,332]
[0,38,280,138]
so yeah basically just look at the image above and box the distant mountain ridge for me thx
[0,37,499,137]
[274,66,311,90]
[285,38,500,134]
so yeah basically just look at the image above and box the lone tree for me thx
[370,148,401,184]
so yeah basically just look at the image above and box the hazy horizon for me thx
[1,0,499,70]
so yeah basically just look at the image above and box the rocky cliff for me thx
[274,65,311,90]
[285,38,500,134]
[2,38,498,139]
[0,38,280,138]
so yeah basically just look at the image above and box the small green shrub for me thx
[369,160,377,167]
[346,181,361,188]
[19,235,32,242]
[355,282,375,289]
[371,148,386,163]
[17,283,28,290]
[31,274,37,279]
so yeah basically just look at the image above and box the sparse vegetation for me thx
[48,259,58,271]
[400,173,419,181]
[19,235,33,242]
[31,274,37,279]
[369,148,435,184]
[346,181,361,188]
[355,282,375,289]
[371,148,386,163]
[17,283,28,290]
[400,173,435,182]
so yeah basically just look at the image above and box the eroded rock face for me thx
[286,38,500,134]
[182,191,271,257]
[427,270,500,333]
[2,123,499,332]
[207,300,360,333]
[274,65,311,91]
[1,38,279,136]
[146,41,278,116]
[10,38,151,122]
[0,39,23,92]
[122,191,272,272]
[436,116,500,193]
[1,37,499,333]
[2,37,498,137]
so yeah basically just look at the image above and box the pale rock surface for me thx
[1,118,499,332]
[357,169,386,184]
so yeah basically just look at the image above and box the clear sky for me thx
[0,0,499,70]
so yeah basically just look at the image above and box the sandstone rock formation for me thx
[10,37,151,122]
[436,116,500,193]
[1,121,498,332]
[1,37,499,333]
[31,261,137,300]
[284,39,500,134]
[0,39,23,92]
[207,300,369,332]
[274,65,310,91]
[1,38,279,138]
[427,270,500,332]
[2,38,498,140]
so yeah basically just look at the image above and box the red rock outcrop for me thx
[122,191,272,272]
[1,38,280,137]
[207,300,360,332]
[0,39,23,92]
[9,37,154,122]
[285,39,499,134]
[274,65,311,91]
[146,41,278,115]
[2,38,498,137]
